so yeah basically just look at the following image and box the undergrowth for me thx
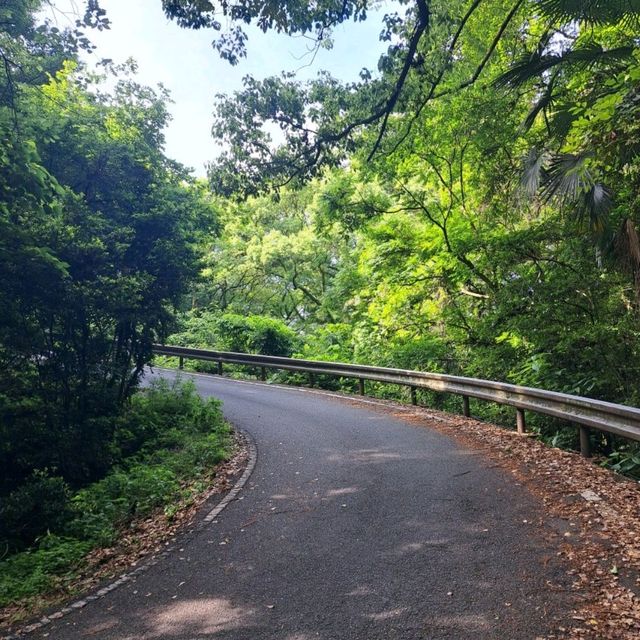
[0,378,231,609]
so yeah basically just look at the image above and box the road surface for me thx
[33,370,571,639]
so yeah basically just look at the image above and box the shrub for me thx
[0,378,232,608]
[68,380,230,541]
[170,311,298,356]
[114,378,225,459]
[296,323,355,363]
[0,471,70,551]
[0,535,90,607]
[68,465,180,539]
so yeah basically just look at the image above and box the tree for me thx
[161,0,371,63]
[148,0,640,469]
[158,1,640,196]
[157,0,523,193]
[0,7,215,492]
[491,1,640,304]
[193,185,348,324]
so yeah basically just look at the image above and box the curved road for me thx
[36,370,570,639]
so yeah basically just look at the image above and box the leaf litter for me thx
[357,397,640,640]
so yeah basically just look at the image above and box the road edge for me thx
[4,428,258,640]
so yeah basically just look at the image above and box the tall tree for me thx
[0,7,214,491]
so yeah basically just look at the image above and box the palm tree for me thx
[496,0,640,300]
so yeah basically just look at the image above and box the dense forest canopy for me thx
[0,0,217,537]
[3,0,640,563]
[159,0,640,462]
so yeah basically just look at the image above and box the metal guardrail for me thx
[153,344,640,456]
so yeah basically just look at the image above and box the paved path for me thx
[38,371,570,639]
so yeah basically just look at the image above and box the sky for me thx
[46,0,392,176]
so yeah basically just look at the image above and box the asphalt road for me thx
[35,370,571,639]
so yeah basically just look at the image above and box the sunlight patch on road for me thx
[326,448,403,463]
[425,613,491,631]
[367,607,409,621]
[326,486,359,497]
[147,598,255,636]
[347,585,376,597]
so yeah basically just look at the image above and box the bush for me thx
[0,379,232,607]
[0,535,90,607]
[0,471,71,551]
[69,465,180,538]
[170,311,299,356]
[605,444,640,479]
[67,379,230,542]
[296,323,355,363]
[114,378,225,459]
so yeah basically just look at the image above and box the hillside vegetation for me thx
[171,0,640,471]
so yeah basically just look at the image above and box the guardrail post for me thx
[358,378,365,395]
[462,395,470,418]
[217,360,223,376]
[579,425,592,458]
[516,408,526,435]
[410,387,417,405]
[260,366,266,382]
[178,356,184,370]
[308,372,315,388]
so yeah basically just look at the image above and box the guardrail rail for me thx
[153,344,640,457]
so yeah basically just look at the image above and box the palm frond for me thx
[547,105,577,140]
[520,148,548,195]
[494,51,560,88]
[541,153,593,201]
[495,44,635,88]
[537,0,640,26]
[520,150,614,236]
[577,182,612,235]
[522,84,556,131]
[563,44,635,67]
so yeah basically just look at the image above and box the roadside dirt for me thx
[377,402,640,640]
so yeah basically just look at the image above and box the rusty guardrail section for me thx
[153,344,640,456]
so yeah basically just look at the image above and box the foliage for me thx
[160,0,640,203]
[0,5,216,505]
[187,1,640,476]
[162,0,532,193]
[162,0,370,64]
[0,379,231,607]
[171,311,299,357]
[0,5,230,605]
[0,536,92,607]
[605,445,640,480]
[193,186,349,323]
[0,472,71,552]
